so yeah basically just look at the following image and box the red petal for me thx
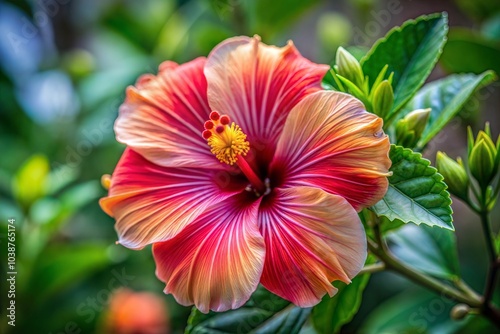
[205,36,329,167]
[153,193,264,313]
[115,58,220,168]
[270,91,391,211]
[258,187,366,307]
[100,148,246,249]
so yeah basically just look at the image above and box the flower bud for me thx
[476,130,497,158]
[436,152,469,200]
[395,108,431,148]
[371,80,394,119]
[451,304,470,320]
[469,139,496,187]
[101,174,112,190]
[467,124,499,189]
[404,108,430,139]
[335,47,364,89]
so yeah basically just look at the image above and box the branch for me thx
[367,238,482,307]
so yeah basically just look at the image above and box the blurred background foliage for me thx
[0,0,499,333]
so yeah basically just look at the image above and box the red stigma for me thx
[210,111,220,121]
[216,125,224,134]
[202,130,212,139]
[204,121,214,130]
[220,115,230,125]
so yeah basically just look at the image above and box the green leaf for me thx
[29,244,111,304]
[372,145,454,230]
[440,28,500,75]
[186,286,311,334]
[361,289,465,334]
[42,180,103,235]
[311,256,374,334]
[389,224,460,280]
[361,13,448,114]
[400,71,496,148]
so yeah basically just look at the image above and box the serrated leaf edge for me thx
[373,145,454,231]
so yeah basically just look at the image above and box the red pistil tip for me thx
[202,130,212,139]
[220,115,230,125]
[210,111,220,121]
[215,125,225,134]
[204,121,214,130]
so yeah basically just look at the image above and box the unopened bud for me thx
[336,47,364,89]
[451,304,470,320]
[371,80,394,119]
[469,139,496,187]
[101,174,112,190]
[404,108,430,139]
[395,108,431,148]
[436,152,469,200]
[476,131,496,157]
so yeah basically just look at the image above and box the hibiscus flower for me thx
[100,36,391,313]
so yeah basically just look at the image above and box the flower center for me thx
[202,111,250,165]
[202,111,269,196]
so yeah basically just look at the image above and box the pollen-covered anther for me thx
[202,113,250,165]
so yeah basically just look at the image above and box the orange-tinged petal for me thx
[153,194,265,313]
[115,57,221,169]
[258,187,366,307]
[205,36,329,167]
[100,148,247,249]
[270,91,391,211]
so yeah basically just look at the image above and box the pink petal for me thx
[99,148,246,249]
[270,91,391,211]
[153,194,265,313]
[258,187,366,307]
[115,57,220,168]
[205,36,330,166]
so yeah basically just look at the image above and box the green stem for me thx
[454,278,482,301]
[359,262,385,275]
[480,210,497,263]
[480,209,499,319]
[368,239,482,307]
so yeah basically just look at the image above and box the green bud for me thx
[469,139,496,187]
[476,130,496,157]
[395,119,414,148]
[467,123,500,189]
[404,108,430,139]
[395,108,431,148]
[371,80,394,119]
[436,152,469,200]
[336,47,364,89]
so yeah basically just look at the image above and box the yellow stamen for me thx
[203,112,250,165]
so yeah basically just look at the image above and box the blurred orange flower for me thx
[103,288,169,334]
